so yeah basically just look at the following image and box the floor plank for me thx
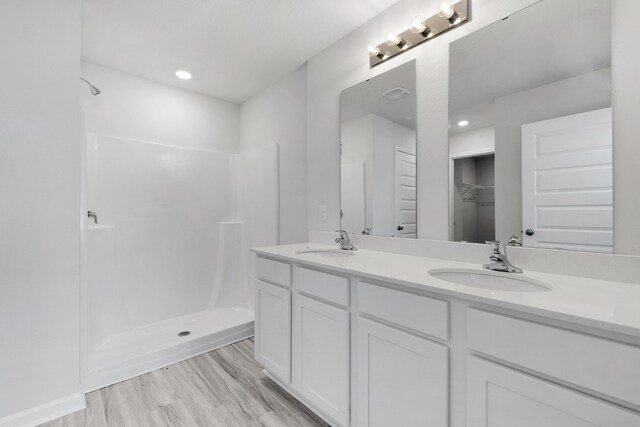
[39,339,328,427]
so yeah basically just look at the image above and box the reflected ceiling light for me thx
[385,33,407,49]
[410,18,431,38]
[368,45,384,59]
[438,2,460,25]
[175,70,192,80]
[458,120,470,127]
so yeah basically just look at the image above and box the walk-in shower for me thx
[83,133,278,391]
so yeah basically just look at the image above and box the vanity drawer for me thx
[255,256,291,288]
[357,281,449,341]
[467,308,640,407]
[294,266,350,307]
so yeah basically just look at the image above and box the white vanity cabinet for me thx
[293,293,350,426]
[356,281,450,427]
[357,317,448,427]
[252,250,640,427]
[466,309,640,427]
[254,257,292,383]
[467,356,640,427]
[292,266,351,426]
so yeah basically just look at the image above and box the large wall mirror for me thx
[340,60,417,238]
[449,0,613,253]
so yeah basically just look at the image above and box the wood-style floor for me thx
[40,338,328,427]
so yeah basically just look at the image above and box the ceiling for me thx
[341,60,416,130]
[81,0,401,104]
[448,0,611,134]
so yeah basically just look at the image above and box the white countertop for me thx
[252,243,640,339]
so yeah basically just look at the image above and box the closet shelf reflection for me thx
[461,183,495,202]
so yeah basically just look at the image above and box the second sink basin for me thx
[296,248,356,258]
[429,268,552,293]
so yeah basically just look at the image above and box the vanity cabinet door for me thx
[467,356,640,427]
[293,294,350,427]
[254,280,291,383]
[357,318,448,427]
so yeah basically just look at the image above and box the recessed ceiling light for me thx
[457,120,470,127]
[175,70,192,80]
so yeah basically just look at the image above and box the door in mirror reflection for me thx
[448,0,612,253]
[340,60,417,238]
[521,108,613,253]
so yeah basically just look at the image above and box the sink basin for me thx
[428,268,552,293]
[296,248,356,258]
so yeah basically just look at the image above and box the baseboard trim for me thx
[0,393,86,427]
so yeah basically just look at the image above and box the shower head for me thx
[80,77,101,96]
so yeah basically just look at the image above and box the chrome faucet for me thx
[483,241,522,273]
[335,230,357,251]
[507,234,523,247]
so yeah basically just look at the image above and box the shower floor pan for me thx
[85,307,254,392]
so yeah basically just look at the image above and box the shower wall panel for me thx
[87,135,232,342]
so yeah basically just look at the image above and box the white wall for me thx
[0,0,84,423]
[240,64,308,244]
[305,0,640,255]
[341,115,374,228]
[80,62,240,152]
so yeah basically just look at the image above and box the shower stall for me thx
[83,133,278,391]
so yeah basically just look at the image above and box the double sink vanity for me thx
[251,240,640,427]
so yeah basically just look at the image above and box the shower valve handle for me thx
[88,210,98,225]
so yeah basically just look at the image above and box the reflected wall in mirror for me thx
[340,60,417,238]
[449,0,613,253]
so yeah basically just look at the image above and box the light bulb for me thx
[368,45,384,59]
[438,2,454,18]
[385,33,406,49]
[457,120,470,127]
[385,33,401,47]
[175,70,192,80]
[410,17,431,37]
[410,18,425,33]
[438,2,459,24]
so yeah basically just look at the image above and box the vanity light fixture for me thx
[458,120,470,127]
[368,0,469,67]
[175,70,192,80]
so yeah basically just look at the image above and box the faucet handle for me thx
[485,240,504,254]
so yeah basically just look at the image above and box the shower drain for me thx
[177,330,191,337]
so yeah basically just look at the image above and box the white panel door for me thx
[521,108,612,253]
[341,162,366,233]
[467,356,640,427]
[254,280,291,383]
[357,318,448,427]
[395,148,417,238]
[293,294,350,427]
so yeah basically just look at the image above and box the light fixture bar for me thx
[369,0,469,68]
